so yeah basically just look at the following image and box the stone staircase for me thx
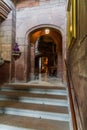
[0,82,71,130]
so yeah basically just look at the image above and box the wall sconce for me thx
[45,28,50,34]
[12,43,21,60]
[70,25,72,32]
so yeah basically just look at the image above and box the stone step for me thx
[0,124,35,130]
[0,115,70,130]
[0,87,67,96]
[0,83,70,130]
[27,88,67,96]
[0,96,68,107]
[0,100,69,114]
[3,83,66,90]
[0,107,69,122]
[0,91,67,100]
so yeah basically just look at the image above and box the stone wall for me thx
[11,2,16,82]
[0,0,16,83]
[68,0,87,130]
[15,1,67,81]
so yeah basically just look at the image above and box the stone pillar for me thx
[39,57,42,80]
[57,52,63,78]
[30,44,35,80]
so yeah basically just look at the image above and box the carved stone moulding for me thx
[0,0,11,20]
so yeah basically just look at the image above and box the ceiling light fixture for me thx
[45,28,50,34]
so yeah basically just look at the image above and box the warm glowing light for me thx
[70,25,72,32]
[45,29,50,34]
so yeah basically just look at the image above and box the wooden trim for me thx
[67,0,77,47]
[65,60,77,130]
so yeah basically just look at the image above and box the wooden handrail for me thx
[65,60,77,130]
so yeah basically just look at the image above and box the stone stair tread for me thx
[0,91,67,100]
[0,100,69,114]
[0,83,70,129]
[0,114,70,130]
[3,83,66,90]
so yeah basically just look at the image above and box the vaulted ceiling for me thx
[29,27,62,53]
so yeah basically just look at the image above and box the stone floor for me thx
[14,74,65,87]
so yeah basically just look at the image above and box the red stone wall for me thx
[14,44,25,82]
[57,52,63,78]
[11,5,16,82]
[0,62,10,84]
[15,1,66,82]
[68,0,87,129]
[30,45,35,80]
[0,1,16,84]
[16,0,39,8]
[16,0,51,8]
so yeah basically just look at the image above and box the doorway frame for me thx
[25,24,66,83]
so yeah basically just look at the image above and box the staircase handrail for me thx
[65,59,77,130]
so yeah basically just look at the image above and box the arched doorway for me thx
[34,35,57,79]
[26,26,63,81]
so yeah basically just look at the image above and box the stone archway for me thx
[25,25,64,82]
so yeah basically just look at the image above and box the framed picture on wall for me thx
[67,0,77,47]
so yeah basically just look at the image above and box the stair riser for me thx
[0,96,68,107]
[0,108,70,122]
[29,89,67,95]
[0,88,67,96]
[0,83,70,130]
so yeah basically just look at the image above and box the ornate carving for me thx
[0,0,11,19]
